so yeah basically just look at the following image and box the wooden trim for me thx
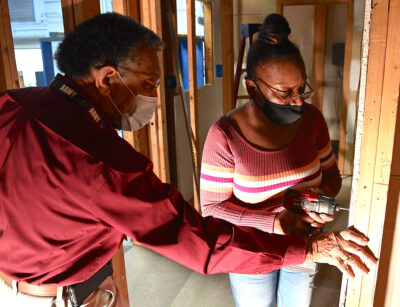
[113,0,141,21]
[311,4,327,111]
[345,0,400,305]
[140,0,170,182]
[337,0,353,174]
[221,0,234,113]
[204,1,214,84]
[111,245,129,304]
[0,0,19,91]
[161,0,178,187]
[60,0,101,34]
[187,0,201,210]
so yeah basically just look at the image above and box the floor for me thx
[123,176,352,307]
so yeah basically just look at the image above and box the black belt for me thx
[68,261,113,307]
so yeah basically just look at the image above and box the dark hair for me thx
[55,13,164,78]
[246,14,303,79]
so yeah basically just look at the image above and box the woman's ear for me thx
[245,79,257,100]
[95,66,118,96]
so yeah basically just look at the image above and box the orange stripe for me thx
[318,141,332,156]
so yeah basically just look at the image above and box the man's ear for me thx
[245,79,257,100]
[95,66,118,96]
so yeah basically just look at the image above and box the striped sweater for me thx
[200,103,337,233]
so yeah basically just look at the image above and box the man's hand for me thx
[305,227,378,278]
[274,209,334,237]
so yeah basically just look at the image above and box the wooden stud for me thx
[204,1,214,84]
[111,245,129,304]
[187,0,201,210]
[337,0,353,174]
[0,0,19,91]
[60,0,101,34]
[140,0,170,183]
[311,4,327,111]
[221,0,234,113]
[345,0,400,305]
[113,0,141,21]
[161,0,178,187]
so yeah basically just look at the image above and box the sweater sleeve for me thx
[200,123,278,233]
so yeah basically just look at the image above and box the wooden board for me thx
[221,0,235,113]
[345,0,400,305]
[337,0,354,174]
[187,0,200,210]
[204,1,214,84]
[113,0,141,21]
[0,0,19,91]
[140,0,170,183]
[60,0,101,34]
[311,4,327,111]
[161,0,178,187]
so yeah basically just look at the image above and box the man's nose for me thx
[288,95,303,106]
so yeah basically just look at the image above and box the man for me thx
[0,13,376,307]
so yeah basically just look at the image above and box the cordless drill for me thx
[283,189,349,216]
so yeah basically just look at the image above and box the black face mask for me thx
[253,81,304,126]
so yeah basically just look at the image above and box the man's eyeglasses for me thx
[253,78,314,104]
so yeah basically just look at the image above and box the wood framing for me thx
[0,0,19,92]
[161,0,178,187]
[345,0,400,305]
[337,0,353,173]
[221,0,235,113]
[60,0,101,34]
[311,4,327,111]
[277,0,353,174]
[140,0,170,183]
[113,0,141,21]
[187,0,201,210]
[204,1,214,84]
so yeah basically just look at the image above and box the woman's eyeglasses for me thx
[253,78,314,104]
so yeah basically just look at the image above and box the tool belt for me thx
[0,261,113,306]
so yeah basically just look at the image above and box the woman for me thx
[200,14,341,307]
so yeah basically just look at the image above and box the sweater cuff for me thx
[263,212,278,233]
[279,235,307,267]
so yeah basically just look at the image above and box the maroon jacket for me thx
[0,75,306,285]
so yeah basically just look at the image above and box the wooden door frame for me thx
[0,0,19,92]
[277,0,353,175]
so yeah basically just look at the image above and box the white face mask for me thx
[109,72,158,131]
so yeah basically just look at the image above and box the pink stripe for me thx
[200,173,233,183]
[320,150,333,163]
[233,169,322,193]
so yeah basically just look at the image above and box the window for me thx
[176,0,213,90]
[8,0,64,87]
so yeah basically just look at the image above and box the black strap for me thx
[50,76,107,129]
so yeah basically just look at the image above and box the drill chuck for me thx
[283,189,348,215]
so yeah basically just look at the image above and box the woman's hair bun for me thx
[258,14,291,45]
